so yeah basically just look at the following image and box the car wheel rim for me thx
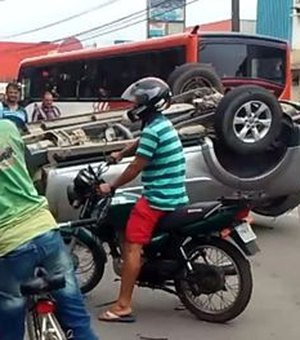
[233,100,272,144]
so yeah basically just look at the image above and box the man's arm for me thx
[31,104,40,122]
[120,139,139,158]
[111,155,148,189]
[109,139,139,163]
[100,127,158,193]
[54,105,62,118]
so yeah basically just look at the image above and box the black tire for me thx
[252,196,288,217]
[167,63,224,95]
[175,237,253,323]
[215,85,283,154]
[168,63,213,87]
[65,231,106,294]
[252,194,300,217]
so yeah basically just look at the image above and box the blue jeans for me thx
[0,229,99,340]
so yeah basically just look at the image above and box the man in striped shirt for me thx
[31,91,61,122]
[98,77,188,322]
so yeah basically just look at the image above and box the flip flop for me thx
[98,310,136,323]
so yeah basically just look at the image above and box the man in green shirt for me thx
[0,119,98,340]
[98,77,188,322]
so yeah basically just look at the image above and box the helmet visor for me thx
[121,83,138,103]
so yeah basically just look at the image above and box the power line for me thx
[0,0,119,39]
[3,3,150,55]
[74,0,197,44]
[4,0,194,55]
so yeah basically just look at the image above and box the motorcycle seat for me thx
[156,201,221,232]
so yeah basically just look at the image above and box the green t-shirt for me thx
[136,114,189,211]
[0,120,56,256]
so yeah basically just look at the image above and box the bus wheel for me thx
[215,85,283,154]
[168,63,224,95]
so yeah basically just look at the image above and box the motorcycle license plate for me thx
[235,222,257,243]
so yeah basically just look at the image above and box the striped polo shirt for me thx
[136,113,189,211]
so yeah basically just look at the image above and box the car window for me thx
[199,41,285,84]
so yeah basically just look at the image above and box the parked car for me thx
[24,85,300,221]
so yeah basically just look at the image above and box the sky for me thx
[0,0,258,46]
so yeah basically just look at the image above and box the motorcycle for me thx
[61,162,260,323]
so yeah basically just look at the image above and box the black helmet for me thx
[121,77,172,122]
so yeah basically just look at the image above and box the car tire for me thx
[214,85,283,155]
[168,63,224,95]
[252,194,300,217]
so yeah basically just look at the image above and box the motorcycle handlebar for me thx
[58,218,97,229]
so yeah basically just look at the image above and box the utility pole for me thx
[232,0,240,32]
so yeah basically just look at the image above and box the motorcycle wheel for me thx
[66,233,106,294]
[175,237,253,323]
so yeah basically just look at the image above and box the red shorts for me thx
[125,196,168,245]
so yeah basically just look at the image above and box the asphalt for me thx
[85,210,300,340]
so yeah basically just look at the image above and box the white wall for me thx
[0,83,7,94]
[240,20,256,34]
[292,0,300,49]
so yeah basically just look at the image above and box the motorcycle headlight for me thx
[67,184,83,209]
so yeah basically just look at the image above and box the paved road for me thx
[85,210,300,340]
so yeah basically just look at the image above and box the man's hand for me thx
[109,151,123,164]
[98,183,112,194]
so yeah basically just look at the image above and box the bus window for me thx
[20,63,82,100]
[199,42,286,85]
[79,61,99,99]
[78,46,186,100]
[56,62,82,99]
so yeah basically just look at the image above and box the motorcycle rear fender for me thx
[183,234,258,260]
[231,230,260,256]
[60,227,107,264]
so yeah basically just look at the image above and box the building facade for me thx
[257,0,300,100]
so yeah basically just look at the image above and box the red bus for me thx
[18,29,291,121]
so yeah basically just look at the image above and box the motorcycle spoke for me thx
[206,294,218,312]
[72,242,96,286]
[224,282,239,296]
[224,286,239,302]
[217,291,227,310]
[199,249,209,264]
[215,291,234,309]
[205,247,229,266]
[197,294,215,312]
[209,295,219,312]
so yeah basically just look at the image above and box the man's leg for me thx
[0,241,37,340]
[99,197,167,319]
[36,230,99,340]
[113,242,143,314]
